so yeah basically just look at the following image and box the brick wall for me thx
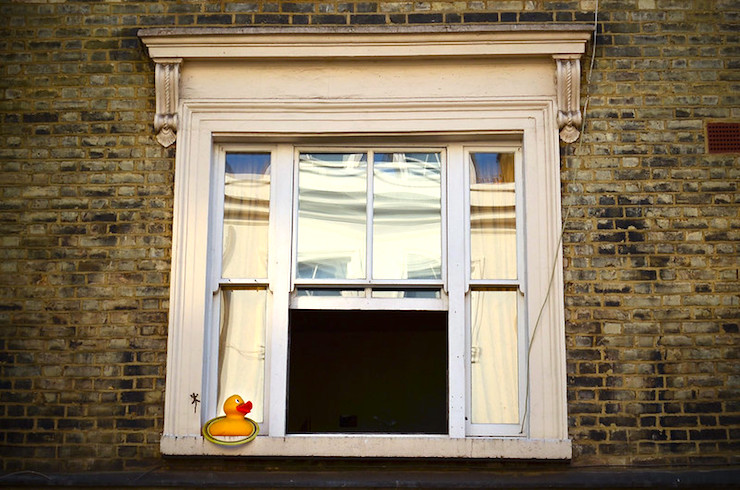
[1,0,738,473]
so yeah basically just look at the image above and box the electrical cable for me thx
[520,0,599,434]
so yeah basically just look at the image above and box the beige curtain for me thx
[218,289,266,423]
[218,154,271,422]
[470,290,519,424]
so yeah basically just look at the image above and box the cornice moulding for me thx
[152,59,181,148]
[139,25,593,60]
[139,26,592,146]
[554,55,584,144]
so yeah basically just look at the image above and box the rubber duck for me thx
[208,394,255,437]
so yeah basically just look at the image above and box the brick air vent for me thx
[706,122,740,154]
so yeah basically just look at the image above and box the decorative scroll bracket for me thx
[153,59,182,147]
[553,55,583,144]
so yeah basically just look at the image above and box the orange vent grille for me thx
[707,122,740,154]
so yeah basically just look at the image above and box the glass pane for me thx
[222,153,271,279]
[371,289,441,299]
[297,153,367,280]
[469,152,516,280]
[295,289,364,297]
[373,153,442,280]
[218,288,267,424]
[470,290,519,424]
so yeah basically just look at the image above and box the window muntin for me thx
[465,150,525,435]
[295,150,443,286]
[205,140,548,446]
[214,152,273,426]
[288,148,449,435]
[211,143,527,438]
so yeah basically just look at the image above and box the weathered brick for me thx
[1,0,738,476]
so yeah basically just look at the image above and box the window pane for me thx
[373,153,442,280]
[470,289,519,424]
[218,288,266,424]
[297,153,367,280]
[371,289,441,299]
[295,288,364,297]
[222,153,271,279]
[469,152,516,280]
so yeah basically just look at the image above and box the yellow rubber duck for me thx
[208,395,255,437]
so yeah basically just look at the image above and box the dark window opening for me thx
[287,309,448,434]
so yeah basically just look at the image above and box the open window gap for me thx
[287,309,448,435]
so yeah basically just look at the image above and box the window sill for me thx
[160,434,572,459]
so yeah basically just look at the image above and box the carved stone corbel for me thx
[554,55,583,144]
[153,59,181,147]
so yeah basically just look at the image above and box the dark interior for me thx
[287,309,448,434]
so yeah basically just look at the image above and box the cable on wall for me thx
[520,0,599,434]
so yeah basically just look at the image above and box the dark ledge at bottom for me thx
[1,467,739,488]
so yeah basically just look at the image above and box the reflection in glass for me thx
[470,289,518,424]
[371,289,441,299]
[295,289,364,297]
[222,153,271,279]
[297,154,367,280]
[218,288,266,424]
[469,153,516,280]
[373,153,442,280]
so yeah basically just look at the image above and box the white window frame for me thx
[290,146,448,315]
[290,147,447,290]
[464,145,527,437]
[140,26,591,459]
[205,144,277,436]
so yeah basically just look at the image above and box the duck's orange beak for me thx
[236,400,252,415]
